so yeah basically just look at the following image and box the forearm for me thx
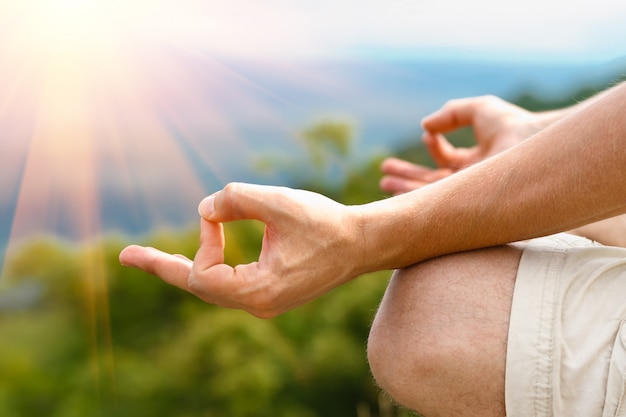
[524,84,621,137]
[357,82,626,272]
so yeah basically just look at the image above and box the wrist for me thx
[351,193,432,275]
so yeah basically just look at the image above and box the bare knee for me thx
[367,246,521,417]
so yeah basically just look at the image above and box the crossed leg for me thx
[367,244,523,417]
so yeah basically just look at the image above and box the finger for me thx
[381,157,452,181]
[188,263,257,311]
[380,157,453,194]
[381,157,435,178]
[193,218,226,271]
[199,182,280,223]
[421,97,479,134]
[380,167,453,193]
[188,219,249,308]
[189,258,270,316]
[380,176,428,194]
[423,132,458,168]
[119,245,192,290]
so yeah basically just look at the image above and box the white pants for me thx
[506,233,626,417]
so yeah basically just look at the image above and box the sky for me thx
[196,0,626,63]
[1,0,625,250]
[1,0,626,379]
[1,0,625,64]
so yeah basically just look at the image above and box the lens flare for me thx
[0,0,300,245]
[0,0,334,400]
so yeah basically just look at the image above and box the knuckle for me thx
[220,182,251,219]
[221,182,240,206]
[222,181,240,196]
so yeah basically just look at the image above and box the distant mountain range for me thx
[2,55,625,267]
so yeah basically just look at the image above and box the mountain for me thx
[1,55,624,264]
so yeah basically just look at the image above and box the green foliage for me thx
[302,120,353,166]
[255,119,356,192]
[4,72,622,417]
[0,230,407,417]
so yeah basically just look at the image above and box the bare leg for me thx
[367,245,522,417]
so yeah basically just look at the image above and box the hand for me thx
[119,183,364,318]
[381,96,553,195]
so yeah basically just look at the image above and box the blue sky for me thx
[0,0,624,245]
[2,0,624,65]
[160,0,626,64]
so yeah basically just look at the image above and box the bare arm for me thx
[120,83,626,317]
[382,86,619,195]
[360,82,626,271]
[382,84,626,248]
[380,97,568,195]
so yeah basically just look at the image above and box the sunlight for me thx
[10,0,131,65]
[0,0,334,254]
[1,1,624,413]
[0,0,272,396]
[0,4,332,384]
[0,0,240,245]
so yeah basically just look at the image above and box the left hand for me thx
[380,95,548,195]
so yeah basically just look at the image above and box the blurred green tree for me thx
[3,71,624,417]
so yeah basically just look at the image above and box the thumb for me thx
[193,217,226,271]
[424,132,458,168]
[198,182,279,223]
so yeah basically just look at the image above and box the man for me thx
[120,81,626,416]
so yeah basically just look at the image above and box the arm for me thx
[362,82,626,271]
[381,85,626,247]
[120,83,626,317]
[381,91,611,195]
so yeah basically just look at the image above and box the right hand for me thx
[120,183,366,318]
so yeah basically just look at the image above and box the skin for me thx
[368,245,521,417]
[380,93,626,248]
[120,82,626,416]
[380,95,566,195]
[381,86,616,197]
[367,88,626,416]
[119,82,626,319]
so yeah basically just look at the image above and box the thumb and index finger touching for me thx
[192,182,296,277]
[422,97,480,134]
[194,182,276,272]
[198,182,278,224]
[119,183,275,288]
[421,98,485,170]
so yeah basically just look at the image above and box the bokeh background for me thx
[1,1,625,416]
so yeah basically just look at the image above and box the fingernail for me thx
[198,195,215,218]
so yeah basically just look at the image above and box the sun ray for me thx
[0,0,281,398]
[0,3,376,403]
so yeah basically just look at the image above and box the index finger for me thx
[199,182,281,223]
[421,97,480,134]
